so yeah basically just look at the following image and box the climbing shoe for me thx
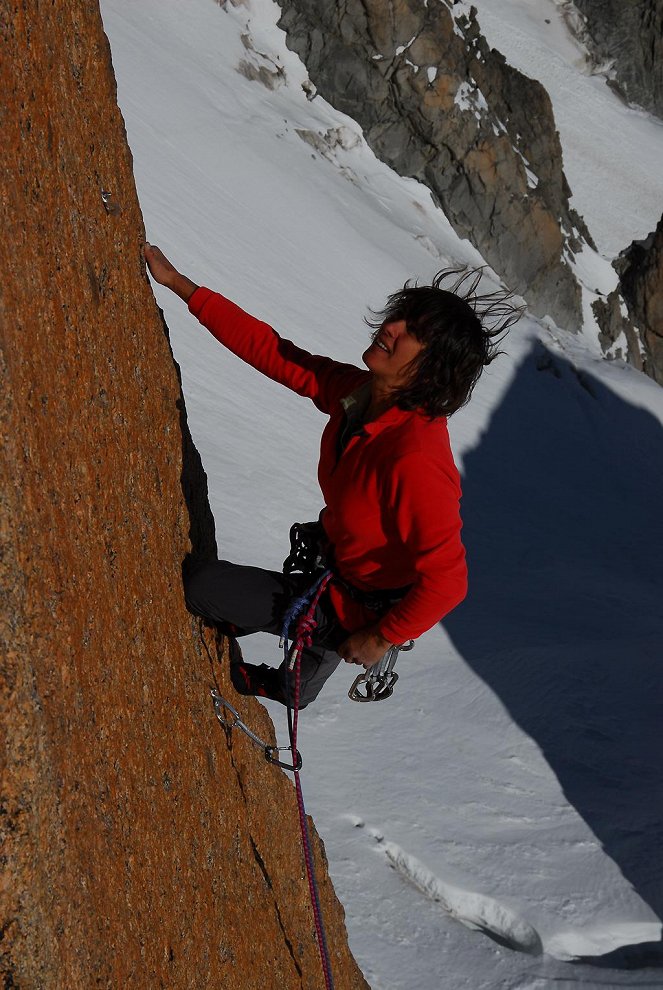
[230,660,287,705]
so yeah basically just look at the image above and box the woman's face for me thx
[362,319,425,390]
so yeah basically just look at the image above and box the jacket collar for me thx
[340,383,417,435]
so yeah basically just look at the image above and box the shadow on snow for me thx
[444,343,663,967]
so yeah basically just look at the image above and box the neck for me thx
[365,380,394,421]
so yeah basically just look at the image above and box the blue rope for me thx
[280,569,332,658]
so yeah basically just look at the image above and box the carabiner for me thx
[347,640,413,703]
[348,669,399,702]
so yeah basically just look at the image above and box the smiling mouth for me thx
[375,338,390,353]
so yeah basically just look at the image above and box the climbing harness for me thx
[284,520,412,618]
[282,519,329,578]
[348,639,414,702]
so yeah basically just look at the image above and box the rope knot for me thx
[295,613,318,647]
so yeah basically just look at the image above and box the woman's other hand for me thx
[338,625,393,668]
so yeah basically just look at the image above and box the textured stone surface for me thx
[276,0,592,329]
[618,215,663,382]
[592,291,646,375]
[0,3,368,988]
[623,219,661,379]
[593,215,663,382]
[569,0,663,117]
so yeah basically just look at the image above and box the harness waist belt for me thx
[334,576,412,613]
[284,520,411,614]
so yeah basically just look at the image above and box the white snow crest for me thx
[379,838,544,955]
[545,922,662,961]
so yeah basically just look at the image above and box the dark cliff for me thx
[568,0,663,117]
[594,214,663,384]
[0,3,367,988]
[276,0,593,330]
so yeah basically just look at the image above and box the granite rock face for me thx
[277,0,592,329]
[594,215,663,383]
[567,0,663,117]
[0,3,367,988]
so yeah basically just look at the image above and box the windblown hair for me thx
[366,268,523,419]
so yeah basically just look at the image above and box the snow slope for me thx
[101,1,663,986]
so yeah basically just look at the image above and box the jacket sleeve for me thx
[188,286,365,415]
[375,451,468,644]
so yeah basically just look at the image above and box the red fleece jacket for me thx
[189,287,467,643]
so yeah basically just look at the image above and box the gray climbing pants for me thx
[184,559,347,707]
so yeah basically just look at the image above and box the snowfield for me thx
[101,0,663,986]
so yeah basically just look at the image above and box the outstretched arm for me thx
[144,243,367,412]
[144,243,199,303]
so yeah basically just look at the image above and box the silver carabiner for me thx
[349,668,399,702]
[211,691,265,748]
[348,640,413,703]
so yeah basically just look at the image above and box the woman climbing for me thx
[144,243,520,708]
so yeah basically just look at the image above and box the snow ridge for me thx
[378,834,544,955]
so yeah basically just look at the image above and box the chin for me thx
[362,344,380,371]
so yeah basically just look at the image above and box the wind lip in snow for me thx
[544,922,663,962]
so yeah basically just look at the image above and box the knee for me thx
[182,559,221,616]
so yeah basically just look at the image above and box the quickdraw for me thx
[348,640,414,702]
[210,691,302,770]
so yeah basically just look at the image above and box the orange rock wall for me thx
[0,3,367,988]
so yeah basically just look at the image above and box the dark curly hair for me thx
[366,268,523,418]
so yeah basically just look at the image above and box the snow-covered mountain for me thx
[101,1,663,986]
[465,0,663,258]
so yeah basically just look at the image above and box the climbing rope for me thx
[204,574,336,990]
[280,570,335,990]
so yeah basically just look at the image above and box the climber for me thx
[144,243,521,708]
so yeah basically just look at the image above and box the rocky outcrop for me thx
[0,3,367,988]
[594,215,663,383]
[619,217,663,379]
[564,0,663,117]
[592,291,646,375]
[276,0,593,330]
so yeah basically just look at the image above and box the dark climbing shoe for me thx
[230,660,287,705]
